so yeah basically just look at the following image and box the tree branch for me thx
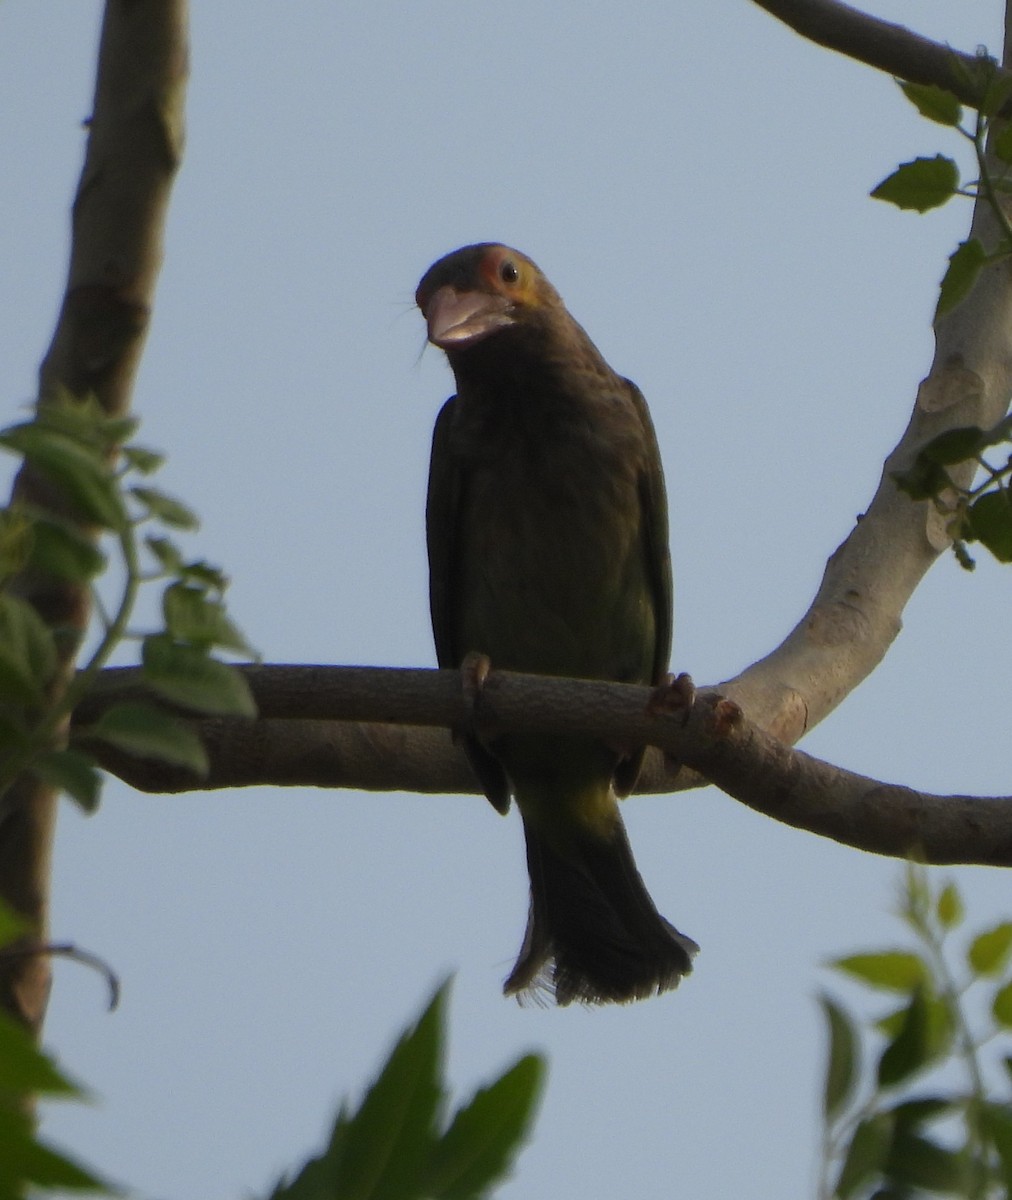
[76,666,1012,866]
[0,0,187,1036]
[709,3,1012,749]
[751,0,1006,101]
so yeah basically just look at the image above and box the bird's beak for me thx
[423,285,514,349]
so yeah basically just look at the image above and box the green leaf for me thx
[968,921,1012,975]
[0,1107,109,1195]
[162,583,251,653]
[0,1010,82,1100]
[899,81,963,126]
[424,1054,546,1200]
[0,423,125,530]
[918,427,987,466]
[890,1096,954,1130]
[891,457,951,502]
[178,559,229,591]
[983,1102,1012,1196]
[333,979,445,1200]
[992,979,1012,1028]
[935,880,963,930]
[832,951,926,992]
[993,120,1012,163]
[967,490,1012,562]
[883,1126,966,1193]
[141,636,256,717]
[145,534,183,574]
[0,652,42,710]
[835,1114,892,1198]
[819,995,857,1120]
[27,518,106,582]
[871,155,960,212]
[120,445,165,475]
[272,980,449,1200]
[87,702,208,775]
[979,67,1012,117]
[936,238,989,319]
[875,991,952,1051]
[32,748,102,813]
[34,394,137,452]
[0,593,58,705]
[878,987,934,1088]
[130,486,199,531]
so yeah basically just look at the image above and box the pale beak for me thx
[423,285,514,349]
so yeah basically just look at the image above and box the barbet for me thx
[417,243,697,1005]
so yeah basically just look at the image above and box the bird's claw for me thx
[647,672,696,728]
[459,651,495,741]
[460,650,492,698]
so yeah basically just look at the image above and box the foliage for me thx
[266,979,546,1200]
[819,865,1012,1199]
[0,963,545,1199]
[0,392,256,812]
[0,900,114,1199]
[871,71,1012,570]
[870,71,1012,320]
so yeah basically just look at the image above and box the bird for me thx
[417,242,698,1005]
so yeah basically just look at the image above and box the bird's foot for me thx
[647,672,696,727]
[647,672,695,776]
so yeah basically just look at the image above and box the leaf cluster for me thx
[820,866,1012,1199]
[0,393,256,811]
[267,981,546,1200]
[871,70,1012,321]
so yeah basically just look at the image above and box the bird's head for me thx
[415,243,562,354]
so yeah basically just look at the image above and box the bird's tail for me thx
[503,809,698,1005]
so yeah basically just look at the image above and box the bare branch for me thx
[77,666,1012,866]
[0,0,187,1036]
[751,0,1005,101]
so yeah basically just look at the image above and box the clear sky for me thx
[2,1,1011,1197]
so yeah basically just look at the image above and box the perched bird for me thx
[417,243,697,1005]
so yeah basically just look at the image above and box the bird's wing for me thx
[626,378,673,686]
[425,396,461,670]
[614,379,673,798]
[425,396,512,813]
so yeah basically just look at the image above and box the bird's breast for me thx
[452,399,656,684]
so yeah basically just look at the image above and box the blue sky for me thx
[3,1,1012,1196]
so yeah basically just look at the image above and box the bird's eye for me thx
[499,260,520,285]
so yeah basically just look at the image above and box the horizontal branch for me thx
[77,665,1012,867]
[752,0,1007,102]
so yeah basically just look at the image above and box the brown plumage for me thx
[418,243,697,1004]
